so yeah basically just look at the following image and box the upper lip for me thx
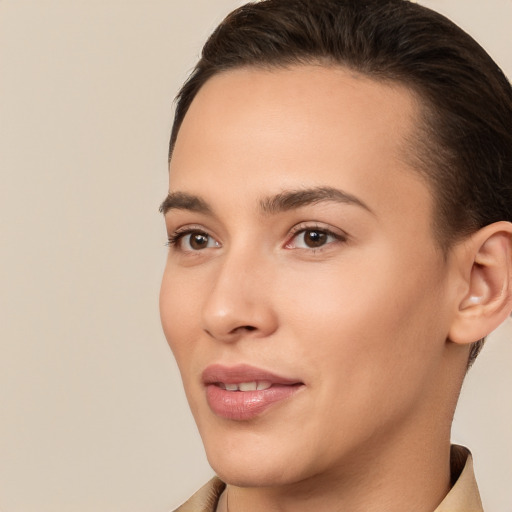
[202,364,303,386]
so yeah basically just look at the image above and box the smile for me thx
[202,364,304,421]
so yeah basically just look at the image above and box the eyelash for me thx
[285,223,347,251]
[166,228,195,246]
[166,223,347,253]
[166,226,217,250]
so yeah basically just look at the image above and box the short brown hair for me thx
[169,0,512,365]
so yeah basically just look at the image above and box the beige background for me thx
[0,1,510,511]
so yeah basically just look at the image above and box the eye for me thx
[285,226,346,250]
[168,229,220,251]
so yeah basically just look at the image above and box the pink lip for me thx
[202,364,304,421]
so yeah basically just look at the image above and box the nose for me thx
[201,250,278,343]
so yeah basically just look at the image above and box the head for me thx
[160,0,512,490]
[168,0,512,366]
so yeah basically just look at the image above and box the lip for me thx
[202,364,304,421]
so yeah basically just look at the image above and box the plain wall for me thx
[0,1,510,510]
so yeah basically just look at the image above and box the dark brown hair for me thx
[169,0,512,365]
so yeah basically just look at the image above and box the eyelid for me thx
[166,224,221,251]
[284,222,348,249]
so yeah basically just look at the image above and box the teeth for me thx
[220,381,273,392]
[239,382,257,391]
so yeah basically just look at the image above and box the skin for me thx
[160,65,474,512]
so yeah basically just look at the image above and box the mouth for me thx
[217,381,273,391]
[202,364,304,421]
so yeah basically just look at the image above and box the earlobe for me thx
[449,222,512,345]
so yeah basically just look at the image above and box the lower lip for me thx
[205,384,303,421]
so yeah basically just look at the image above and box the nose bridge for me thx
[201,241,277,341]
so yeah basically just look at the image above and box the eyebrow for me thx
[159,192,213,215]
[159,186,372,216]
[259,186,373,215]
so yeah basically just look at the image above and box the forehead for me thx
[171,65,420,174]
[170,65,432,231]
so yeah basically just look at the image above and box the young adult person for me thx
[159,1,512,510]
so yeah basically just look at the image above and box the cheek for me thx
[160,271,207,422]
[272,263,447,461]
[159,268,199,368]
[159,273,177,346]
[279,249,448,392]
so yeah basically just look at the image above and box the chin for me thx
[210,456,299,488]
[201,428,307,487]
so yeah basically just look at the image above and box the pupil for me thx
[191,233,208,249]
[305,230,326,247]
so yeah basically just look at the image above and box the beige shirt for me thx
[173,445,483,512]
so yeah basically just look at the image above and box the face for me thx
[160,66,460,488]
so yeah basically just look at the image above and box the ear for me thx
[449,221,512,345]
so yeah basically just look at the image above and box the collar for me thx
[172,477,225,512]
[433,445,483,512]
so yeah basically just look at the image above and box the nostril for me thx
[223,325,257,337]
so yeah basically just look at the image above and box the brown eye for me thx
[189,233,210,250]
[285,226,344,251]
[168,229,220,251]
[303,230,327,248]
